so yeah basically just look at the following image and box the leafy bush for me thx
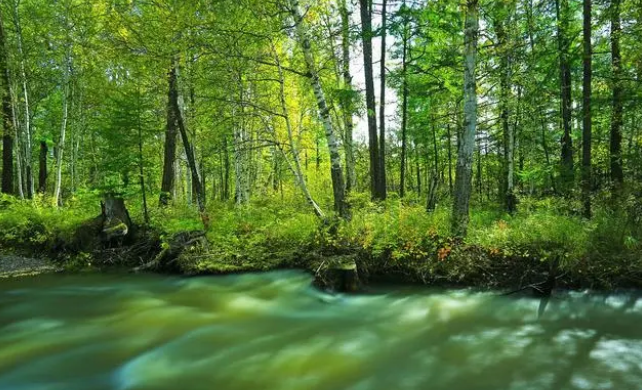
[0,194,95,249]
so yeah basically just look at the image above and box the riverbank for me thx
[2,194,642,290]
[0,254,61,278]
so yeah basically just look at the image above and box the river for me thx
[1,271,641,390]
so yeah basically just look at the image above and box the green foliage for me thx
[0,194,96,249]
[3,189,642,290]
[176,195,320,274]
[468,210,591,264]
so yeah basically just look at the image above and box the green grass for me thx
[0,193,97,249]
[2,192,642,287]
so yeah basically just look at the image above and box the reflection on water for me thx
[1,271,642,390]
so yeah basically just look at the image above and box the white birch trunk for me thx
[288,0,347,218]
[273,45,325,219]
[54,46,71,207]
[233,75,250,205]
[339,0,356,192]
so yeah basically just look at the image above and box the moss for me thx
[102,221,128,237]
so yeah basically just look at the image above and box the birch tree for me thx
[287,0,348,219]
[273,46,324,219]
[53,17,72,207]
[378,0,388,199]
[338,0,356,192]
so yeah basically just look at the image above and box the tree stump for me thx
[100,195,134,245]
[70,195,135,252]
[315,255,360,292]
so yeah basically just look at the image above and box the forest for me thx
[0,0,642,289]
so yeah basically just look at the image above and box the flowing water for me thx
[1,271,642,390]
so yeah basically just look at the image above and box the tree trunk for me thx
[38,140,47,194]
[233,74,250,206]
[556,0,574,188]
[415,144,421,195]
[69,88,82,194]
[400,17,409,198]
[476,136,482,199]
[506,114,516,214]
[12,0,32,198]
[452,0,478,237]
[447,122,453,195]
[0,8,14,195]
[378,0,388,200]
[315,135,320,170]
[289,0,348,218]
[54,44,71,207]
[223,135,230,200]
[359,0,381,200]
[426,173,439,212]
[14,107,23,198]
[233,125,249,205]
[137,95,149,225]
[610,0,623,191]
[100,195,134,244]
[174,157,182,200]
[495,16,516,214]
[339,0,356,193]
[582,0,592,218]
[170,69,208,227]
[515,87,524,186]
[273,46,324,219]
[159,64,179,206]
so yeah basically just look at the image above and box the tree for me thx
[171,65,208,226]
[398,1,409,198]
[582,0,592,218]
[610,0,623,192]
[359,0,382,200]
[452,0,478,237]
[272,45,324,218]
[0,6,14,195]
[288,0,348,219]
[12,0,33,198]
[492,1,516,213]
[159,64,179,206]
[53,31,71,207]
[378,0,388,200]
[556,0,574,188]
[338,0,356,193]
[38,141,47,194]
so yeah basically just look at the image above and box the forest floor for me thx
[2,193,642,291]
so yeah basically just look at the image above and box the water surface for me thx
[1,271,641,390]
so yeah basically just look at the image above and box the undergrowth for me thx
[2,192,642,287]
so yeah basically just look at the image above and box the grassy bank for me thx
[2,192,642,290]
